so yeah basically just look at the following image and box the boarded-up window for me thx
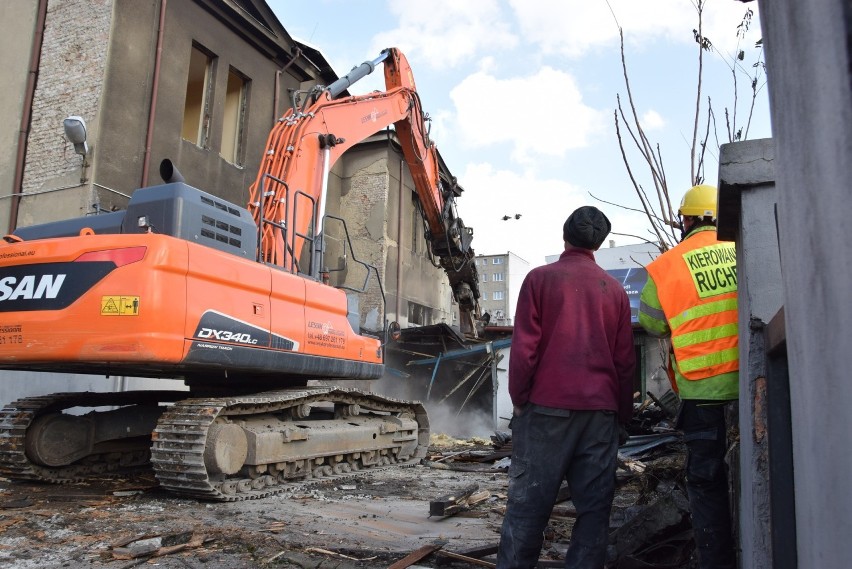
[221,68,248,165]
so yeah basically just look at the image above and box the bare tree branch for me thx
[614,109,667,248]
[611,1,764,253]
[690,0,707,183]
[589,191,672,229]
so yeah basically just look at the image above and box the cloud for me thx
[369,0,518,68]
[506,0,760,58]
[641,109,666,131]
[449,66,607,164]
[458,162,587,265]
[458,162,655,265]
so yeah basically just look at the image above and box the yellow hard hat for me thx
[678,184,718,218]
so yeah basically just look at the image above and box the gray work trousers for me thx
[497,405,619,569]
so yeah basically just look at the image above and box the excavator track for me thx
[151,387,430,501]
[0,387,429,501]
[0,390,188,483]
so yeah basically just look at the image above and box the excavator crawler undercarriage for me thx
[0,387,429,501]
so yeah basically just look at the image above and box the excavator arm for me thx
[248,48,481,336]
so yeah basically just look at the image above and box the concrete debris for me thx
[111,531,207,560]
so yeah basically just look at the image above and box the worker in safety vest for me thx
[639,184,738,569]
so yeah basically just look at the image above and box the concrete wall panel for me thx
[757,0,852,565]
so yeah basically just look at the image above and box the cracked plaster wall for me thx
[324,142,453,333]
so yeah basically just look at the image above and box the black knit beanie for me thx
[563,206,611,250]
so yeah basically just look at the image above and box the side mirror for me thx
[387,321,401,342]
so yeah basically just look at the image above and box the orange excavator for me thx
[0,48,480,500]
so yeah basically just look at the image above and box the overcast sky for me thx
[267,0,770,267]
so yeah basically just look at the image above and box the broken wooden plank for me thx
[387,542,446,569]
[259,521,287,533]
[436,550,496,568]
[433,449,474,463]
[439,489,491,516]
[429,483,480,517]
[423,459,499,473]
[304,547,376,561]
[435,544,498,566]
[471,450,512,462]
[112,532,204,560]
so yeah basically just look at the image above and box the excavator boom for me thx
[248,48,480,334]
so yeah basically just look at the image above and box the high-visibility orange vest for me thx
[645,228,738,380]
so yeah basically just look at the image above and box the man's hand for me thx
[508,405,525,430]
[618,424,630,446]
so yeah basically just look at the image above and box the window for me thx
[182,45,214,147]
[493,257,503,264]
[221,67,248,165]
[493,291,504,301]
[411,200,420,253]
[481,273,488,282]
[407,301,431,326]
[493,272,504,281]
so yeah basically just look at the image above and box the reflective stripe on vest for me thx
[646,229,739,380]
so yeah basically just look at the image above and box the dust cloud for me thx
[424,402,495,439]
[372,374,500,440]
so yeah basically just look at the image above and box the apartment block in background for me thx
[475,252,530,326]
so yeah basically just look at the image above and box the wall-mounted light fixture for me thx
[63,115,89,156]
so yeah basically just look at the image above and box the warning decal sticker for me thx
[101,296,140,316]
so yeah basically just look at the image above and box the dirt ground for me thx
[0,439,513,569]
[0,436,688,569]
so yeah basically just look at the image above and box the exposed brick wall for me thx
[22,0,112,194]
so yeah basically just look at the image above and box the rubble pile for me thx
[0,392,703,569]
[420,391,695,568]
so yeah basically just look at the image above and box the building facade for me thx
[2,0,334,232]
[475,251,530,326]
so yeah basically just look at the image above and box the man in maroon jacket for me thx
[497,206,636,569]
